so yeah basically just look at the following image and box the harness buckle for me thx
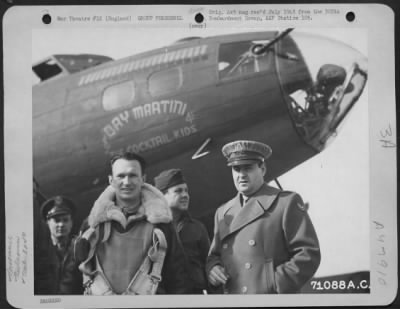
[147,241,159,262]
[150,274,162,283]
[83,278,93,288]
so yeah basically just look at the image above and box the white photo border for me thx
[3,3,397,308]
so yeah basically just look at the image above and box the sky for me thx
[32,27,369,277]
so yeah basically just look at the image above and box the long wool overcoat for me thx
[206,183,321,294]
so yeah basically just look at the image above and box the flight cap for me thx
[222,140,272,166]
[154,169,186,192]
[41,196,75,221]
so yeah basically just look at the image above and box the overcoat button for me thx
[242,286,248,293]
[248,239,256,246]
[245,262,252,269]
[222,243,228,249]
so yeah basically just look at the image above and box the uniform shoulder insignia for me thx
[297,202,309,212]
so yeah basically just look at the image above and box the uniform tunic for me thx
[175,212,210,293]
[206,183,321,294]
[34,235,83,295]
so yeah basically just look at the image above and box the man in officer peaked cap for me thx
[207,140,321,294]
[154,168,210,294]
[41,196,75,221]
[222,140,272,166]
[35,196,82,295]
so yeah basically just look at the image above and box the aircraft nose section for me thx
[276,30,368,151]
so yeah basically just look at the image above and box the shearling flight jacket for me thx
[75,184,189,294]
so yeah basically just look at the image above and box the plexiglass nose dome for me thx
[276,31,368,151]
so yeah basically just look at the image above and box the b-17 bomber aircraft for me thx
[32,29,368,291]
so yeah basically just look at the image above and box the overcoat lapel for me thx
[220,184,280,241]
[218,197,238,241]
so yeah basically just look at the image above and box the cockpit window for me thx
[33,54,113,84]
[32,58,63,82]
[218,40,272,79]
[102,80,136,111]
[148,67,183,97]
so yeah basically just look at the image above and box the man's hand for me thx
[208,265,229,286]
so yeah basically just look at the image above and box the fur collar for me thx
[88,183,172,229]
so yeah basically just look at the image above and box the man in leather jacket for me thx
[74,151,189,295]
[155,168,210,294]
